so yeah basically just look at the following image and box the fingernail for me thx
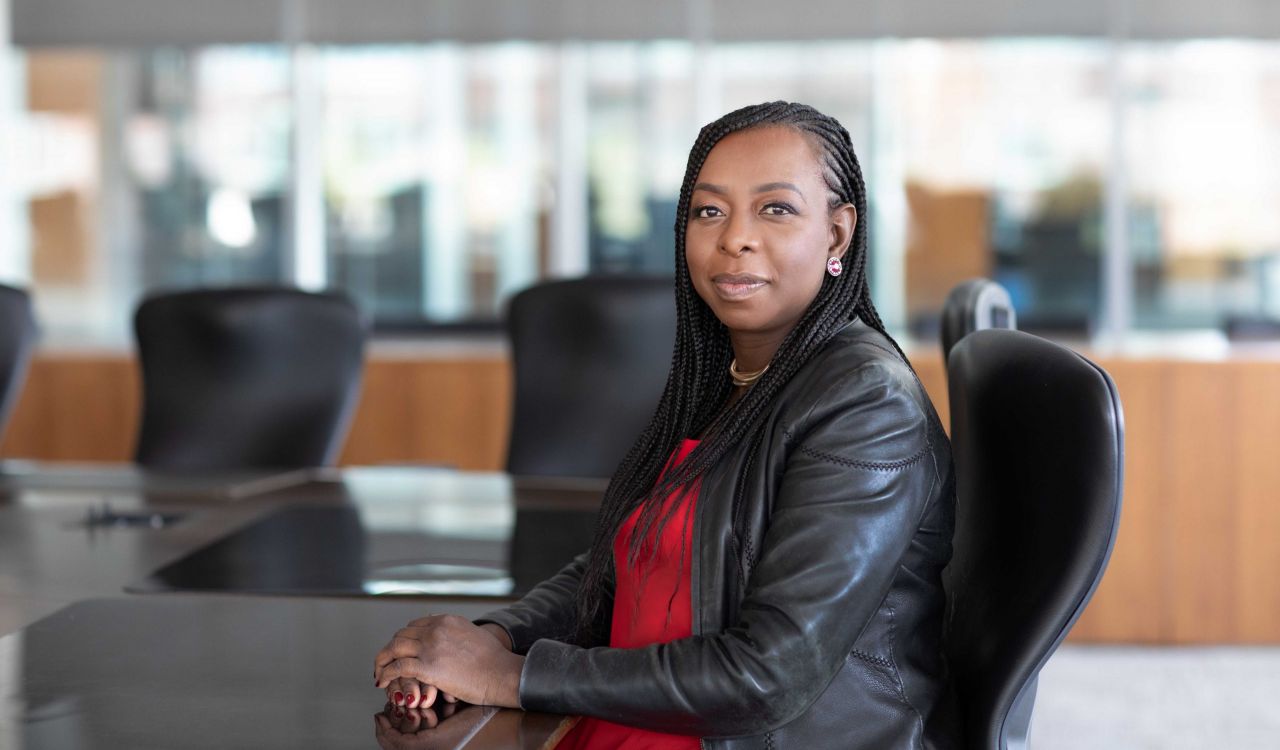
[393,691,404,705]
[408,694,419,706]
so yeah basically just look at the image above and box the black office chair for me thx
[134,287,367,471]
[941,279,1017,368]
[506,275,675,478]
[0,284,37,439]
[944,329,1123,750]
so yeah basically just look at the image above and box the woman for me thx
[374,101,958,749]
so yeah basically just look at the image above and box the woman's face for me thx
[685,126,855,345]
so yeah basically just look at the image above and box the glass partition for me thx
[1124,41,1280,335]
[5,37,1280,345]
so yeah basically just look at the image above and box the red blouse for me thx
[555,438,702,750]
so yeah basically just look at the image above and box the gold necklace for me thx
[729,359,768,387]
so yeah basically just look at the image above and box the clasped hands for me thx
[374,615,524,710]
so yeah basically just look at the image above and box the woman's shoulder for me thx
[790,319,923,404]
[822,318,916,374]
[776,319,939,455]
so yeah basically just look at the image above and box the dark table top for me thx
[0,464,602,749]
[0,460,313,499]
[0,596,571,750]
[0,465,605,634]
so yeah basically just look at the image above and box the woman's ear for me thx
[828,203,858,259]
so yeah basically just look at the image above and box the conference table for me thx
[0,463,606,749]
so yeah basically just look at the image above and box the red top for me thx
[555,438,702,750]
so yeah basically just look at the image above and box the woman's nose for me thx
[718,213,760,257]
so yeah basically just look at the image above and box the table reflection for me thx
[128,469,605,599]
[373,704,577,750]
[373,703,499,750]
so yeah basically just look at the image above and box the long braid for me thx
[571,101,910,644]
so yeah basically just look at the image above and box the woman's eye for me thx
[694,205,723,218]
[762,203,795,216]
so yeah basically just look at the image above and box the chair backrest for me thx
[506,275,675,478]
[134,286,367,471]
[944,329,1123,750]
[941,279,1017,367]
[0,284,38,439]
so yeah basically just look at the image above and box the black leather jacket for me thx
[477,320,959,749]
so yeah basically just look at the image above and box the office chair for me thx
[941,279,1017,368]
[0,284,37,439]
[134,286,367,471]
[505,275,675,478]
[945,329,1123,750]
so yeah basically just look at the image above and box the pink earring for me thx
[826,257,843,277]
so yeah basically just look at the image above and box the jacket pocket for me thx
[848,648,911,708]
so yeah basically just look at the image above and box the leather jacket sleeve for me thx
[516,358,941,737]
[474,551,610,655]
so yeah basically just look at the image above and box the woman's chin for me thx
[709,307,777,336]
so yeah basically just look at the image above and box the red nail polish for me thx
[407,694,418,706]
[393,691,404,704]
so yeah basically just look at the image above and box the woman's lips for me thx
[712,273,768,300]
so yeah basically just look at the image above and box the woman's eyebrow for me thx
[753,181,802,195]
[691,181,803,196]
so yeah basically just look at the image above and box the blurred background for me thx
[5,0,1280,347]
[3,2,1280,746]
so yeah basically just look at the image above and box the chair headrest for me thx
[941,278,1017,365]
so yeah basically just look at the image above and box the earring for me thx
[826,257,843,277]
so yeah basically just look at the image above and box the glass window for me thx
[321,43,555,326]
[15,46,292,345]
[9,36,1280,346]
[583,42,697,274]
[16,49,110,343]
[1125,41,1280,333]
[882,40,1110,339]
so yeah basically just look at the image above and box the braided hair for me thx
[571,101,907,644]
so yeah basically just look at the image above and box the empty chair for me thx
[941,279,1017,368]
[506,275,675,478]
[945,329,1123,750]
[0,284,37,439]
[134,287,367,471]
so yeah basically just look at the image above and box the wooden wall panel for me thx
[1232,363,1280,642]
[339,357,513,471]
[0,354,514,469]
[0,356,139,461]
[909,355,949,430]
[412,359,511,471]
[1067,360,1167,642]
[337,361,419,467]
[1164,363,1238,642]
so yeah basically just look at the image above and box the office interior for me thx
[2,1,1280,748]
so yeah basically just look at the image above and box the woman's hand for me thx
[374,615,525,708]
[381,622,514,707]
[385,676,459,709]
